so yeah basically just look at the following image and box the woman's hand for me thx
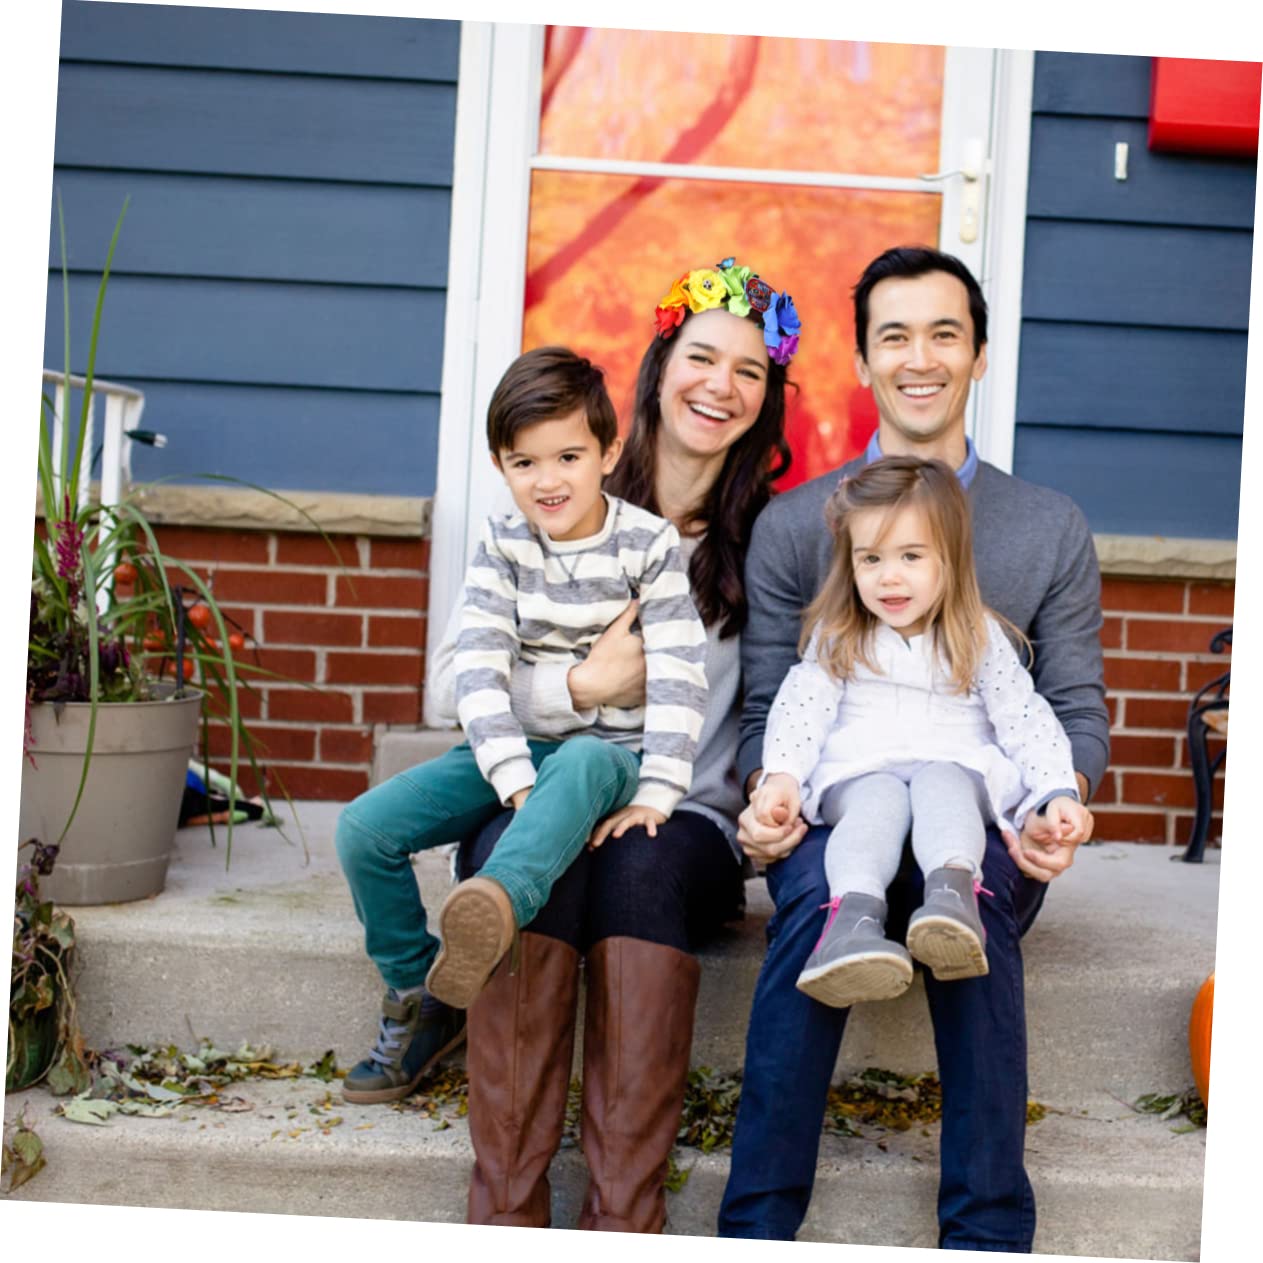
[567,601,646,711]
[589,804,667,850]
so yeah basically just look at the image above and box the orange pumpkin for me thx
[1189,971,1214,1108]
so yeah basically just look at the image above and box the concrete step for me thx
[3,1074,1205,1258]
[62,802,1219,1113]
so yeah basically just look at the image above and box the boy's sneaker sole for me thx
[426,877,516,1009]
[906,914,989,981]
[340,1025,468,1105]
[795,949,914,1009]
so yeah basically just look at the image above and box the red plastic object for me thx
[1189,971,1214,1109]
[1150,58,1261,156]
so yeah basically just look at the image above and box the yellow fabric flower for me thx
[658,275,690,310]
[683,268,727,313]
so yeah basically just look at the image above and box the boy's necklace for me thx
[547,499,620,584]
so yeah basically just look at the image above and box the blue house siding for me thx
[1013,52,1255,540]
[45,1,459,496]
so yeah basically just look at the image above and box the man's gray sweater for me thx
[736,457,1111,798]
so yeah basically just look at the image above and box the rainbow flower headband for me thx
[653,257,801,366]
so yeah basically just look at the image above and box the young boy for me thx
[335,346,707,1102]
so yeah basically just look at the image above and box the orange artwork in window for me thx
[526,28,947,487]
[539,28,945,178]
[524,173,942,488]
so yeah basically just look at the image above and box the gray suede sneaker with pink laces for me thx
[795,892,914,1009]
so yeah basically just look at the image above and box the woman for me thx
[450,258,799,1232]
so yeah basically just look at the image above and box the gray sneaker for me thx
[342,987,467,1104]
[795,893,913,1008]
[906,866,989,981]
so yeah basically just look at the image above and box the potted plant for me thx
[22,199,294,905]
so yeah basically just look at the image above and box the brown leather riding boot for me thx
[577,936,702,1233]
[466,930,581,1226]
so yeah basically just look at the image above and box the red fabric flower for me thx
[654,304,686,337]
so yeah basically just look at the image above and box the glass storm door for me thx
[425,26,1028,690]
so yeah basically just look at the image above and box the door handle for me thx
[918,137,986,244]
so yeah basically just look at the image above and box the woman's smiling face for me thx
[656,307,770,462]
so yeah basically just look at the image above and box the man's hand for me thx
[568,601,646,712]
[1004,797,1095,883]
[737,769,809,866]
[589,803,667,850]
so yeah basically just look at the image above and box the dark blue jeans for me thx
[718,824,1046,1252]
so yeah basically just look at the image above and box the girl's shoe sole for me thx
[426,880,515,1009]
[906,914,989,981]
[795,950,913,1008]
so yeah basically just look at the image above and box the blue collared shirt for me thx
[862,431,979,490]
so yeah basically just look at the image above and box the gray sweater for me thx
[736,457,1111,798]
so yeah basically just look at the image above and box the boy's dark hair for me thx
[486,346,618,455]
[852,246,988,357]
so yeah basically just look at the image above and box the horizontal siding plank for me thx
[1016,324,1247,436]
[107,381,440,496]
[49,170,450,286]
[1027,116,1257,229]
[60,0,459,82]
[1012,426,1240,540]
[1022,220,1252,330]
[1032,52,1152,118]
[54,64,456,186]
[45,275,445,393]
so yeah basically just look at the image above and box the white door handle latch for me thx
[919,137,986,244]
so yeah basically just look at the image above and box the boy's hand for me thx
[750,773,802,829]
[509,787,530,811]
[589,804,667,850]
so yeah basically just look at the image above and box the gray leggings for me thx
[818,763,987,902]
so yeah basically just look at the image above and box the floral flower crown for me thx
[653,257,801,366]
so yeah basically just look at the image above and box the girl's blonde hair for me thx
[802,455,1028,693]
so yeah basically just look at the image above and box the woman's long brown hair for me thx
[605,312,793,637]
[803,456,1025,692]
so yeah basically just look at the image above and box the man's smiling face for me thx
[854,269,987,455]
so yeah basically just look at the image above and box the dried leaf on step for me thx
[1,1117,47,1192]
[60,1096,119,1126]
[115,1101,174,1118]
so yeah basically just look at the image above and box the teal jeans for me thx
[335,736,640,990]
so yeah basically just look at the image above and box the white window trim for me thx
[428,30,1033,698]
[425,22,542,725]
[973,49,1036,474]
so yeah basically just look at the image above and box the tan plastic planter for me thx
[20,688,203,905]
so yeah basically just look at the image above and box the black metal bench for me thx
[1182,627,1230,863]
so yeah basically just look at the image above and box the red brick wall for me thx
[155,524,429,802]
[173,523,1233,846]
[1096,576,1233,847]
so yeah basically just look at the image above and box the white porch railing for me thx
[41,369,149,514]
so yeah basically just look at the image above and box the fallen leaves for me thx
[1,1110,47,1192]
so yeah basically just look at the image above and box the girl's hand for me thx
[1043,795,1093,846]
[509,787,530,811]
[568,601,646,711]
[751,773,801,828]
[589,804,667,850]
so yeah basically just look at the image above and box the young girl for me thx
[750,455,1092,1008]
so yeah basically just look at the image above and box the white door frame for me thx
[427,25,1034,713]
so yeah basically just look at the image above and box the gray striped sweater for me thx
[454,494,709,815]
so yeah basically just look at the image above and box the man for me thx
[717,246,1110,1251]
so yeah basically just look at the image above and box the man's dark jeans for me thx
[718,824,1047,1252]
